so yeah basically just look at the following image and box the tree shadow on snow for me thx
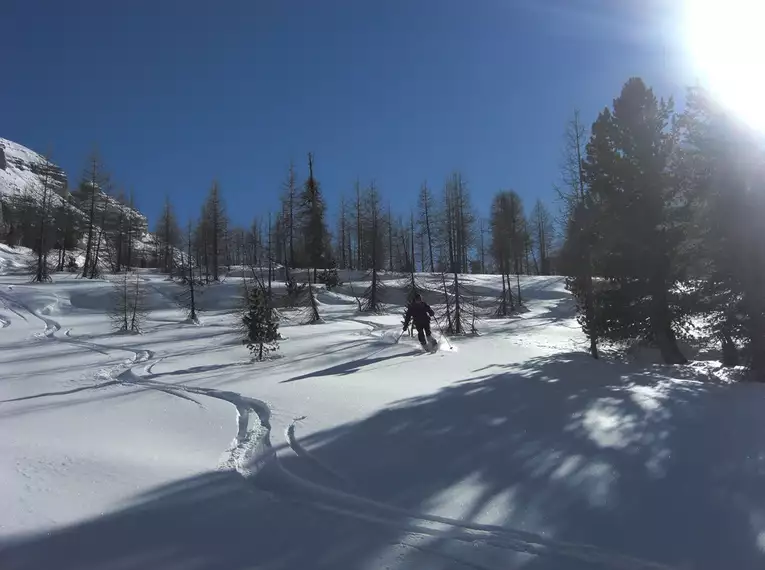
[3,352,765,570]
[283,349,421,383]
[0,471,391,570]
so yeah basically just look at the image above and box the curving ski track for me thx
[286,417,353,487]
[114,352,276,477]
[102,347,678,570]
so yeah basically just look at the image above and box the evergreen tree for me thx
[155,196,181,274]
[299,153,328,281]
[107,189,127,273]
[478,218,487,274]
[489,190,525,313]
[75,151,109,279]
[242,284,279,360]
[530,199,554,275]
[360,182,386,312]
[336,195,349,269]
[417,182,436,272]
[54,192,80,272]
[281,161,299,268]
[202,181,227,281]
[0,196,11,245]
[354,179,364,270]
[125,190,137,270]
[305,278,323,323]
[89,188,111,279]
[29,154,57,283]
[679,87,765,374]
[583,78,689,364]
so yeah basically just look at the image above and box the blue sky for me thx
[2,0,690,230]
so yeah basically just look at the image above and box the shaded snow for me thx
[1,256,764,569]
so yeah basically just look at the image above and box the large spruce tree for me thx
[299,153,329,282]
[679,87,765,375]
[583,77,689,364]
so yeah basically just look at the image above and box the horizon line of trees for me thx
[150,155,557,288]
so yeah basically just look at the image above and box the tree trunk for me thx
[340,208,346,270]
[441,271,452,333]
[453,270,461,334]
[718,330,738,367]
[650,283,686,364]
[425,197,434,272]
[82,182,96,278]
[347,226,353,271]
[516,273,522,306]
[410,215,416,274]
[388,206,393,271]
[584,276,598,359]
[479,220,485,274]
[212,218,219,281]
[356,182,363,270]
[500,270,507,316]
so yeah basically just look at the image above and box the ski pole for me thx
[432,314,454,351]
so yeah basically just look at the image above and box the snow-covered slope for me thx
[1,254,765,569]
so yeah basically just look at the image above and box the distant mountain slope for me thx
[0,137,158,267]
[0,137,67,196]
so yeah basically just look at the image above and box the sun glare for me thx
[683,0,765,132]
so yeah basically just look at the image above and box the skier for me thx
[403,293,437,350]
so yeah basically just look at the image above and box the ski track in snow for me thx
[97,345,678,570]
[0,289,61,337]
[268,457,678,570]
[112,349,274,474]
[286,416,354,487]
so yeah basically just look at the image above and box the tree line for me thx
[149,157,556,288]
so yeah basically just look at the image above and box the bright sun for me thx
[683,0,765,132]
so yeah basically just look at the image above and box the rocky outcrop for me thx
[0,145,6,171]
[0,139,68,194]
[0,136,154,258]
[0,137,68,195]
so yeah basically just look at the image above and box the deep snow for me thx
[1,249,764,570]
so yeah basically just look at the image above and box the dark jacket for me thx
[404,300,434,328]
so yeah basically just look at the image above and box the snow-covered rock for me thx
[0,136,157,263]
[0,138,67,196]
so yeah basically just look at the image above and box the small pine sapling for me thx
[242,284,279,360]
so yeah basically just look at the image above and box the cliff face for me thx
[0,137,157,262]
[0,138,68,196]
